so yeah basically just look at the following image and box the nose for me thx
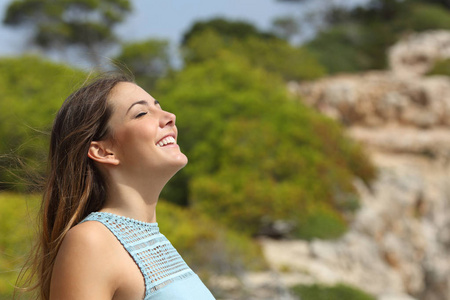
[160,110,176,128]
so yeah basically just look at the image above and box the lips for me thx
[156,135,176,147]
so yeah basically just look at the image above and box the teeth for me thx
[157,136,176,147]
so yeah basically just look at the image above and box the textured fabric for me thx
[81,212,215,299]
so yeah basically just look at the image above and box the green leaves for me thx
[0,56,86,191]
[305,0,450,73]
[157,52,374,239]
[292,283,376,300]
[182,19,326,81]
[114,39,172,90]
[2,0,132,65]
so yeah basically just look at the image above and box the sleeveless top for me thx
[81,212,216,300]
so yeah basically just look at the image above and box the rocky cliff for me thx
[267,30,450,300]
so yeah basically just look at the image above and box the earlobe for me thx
[88,141,120,166]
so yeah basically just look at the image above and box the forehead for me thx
[108,82,153,109]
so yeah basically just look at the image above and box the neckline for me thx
[92,211,159,228]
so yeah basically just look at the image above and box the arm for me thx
[50,222,118,300]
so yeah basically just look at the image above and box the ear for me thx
[88,141,120,166]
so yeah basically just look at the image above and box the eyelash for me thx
[136,112,148,118]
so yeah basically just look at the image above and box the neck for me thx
[101,179,166,223]
[99,163,180,223]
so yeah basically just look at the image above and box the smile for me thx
[156,136,176,147]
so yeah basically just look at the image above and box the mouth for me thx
[156,135,177,147]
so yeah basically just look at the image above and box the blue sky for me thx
[0,0,305,56]
[0,0,370,54]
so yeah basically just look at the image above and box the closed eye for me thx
[135,112,148,118]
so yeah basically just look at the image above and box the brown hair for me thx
[17,73,133,299]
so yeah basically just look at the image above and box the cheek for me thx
[113,124,157,160]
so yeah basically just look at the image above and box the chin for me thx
[168,153,188,171]
[176,153,188,169]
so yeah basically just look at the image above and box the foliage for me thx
[181,17,279,46]
[157,199,267,276]
[306,24,378,73]
[2,0,132,65]
[303,0,450,73]
[0,193,265,299]
[114,39,172,90]
[156,52,375,239]
[427,58,450,76]
[291,283,376,300]
[271,15,302,41]
[0,192,39,299]
[183,28,326,81]
[0,56,86,191]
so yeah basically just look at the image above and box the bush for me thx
[183,29,326,81]
[427,58,450,76]
[157,199,267,276]
[0,192,38,299]
[0,56,86,191]
[305,1,450,74]
[291,283,376,300]
[156,52,375,239]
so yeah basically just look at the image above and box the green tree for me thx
[183,27,326,81]
[181,17,279,46]
[156,51,375,239]
[3,0,132,66]
[276,0,450,72]
[271,16,301,41]
[0,56,86,190]
[114,39,172,90]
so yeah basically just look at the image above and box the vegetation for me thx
[278,0,450,73]
[3,0,132,65]
[0,56,86,191]
[156,51,375,239]
[291,283,376,300]
[181,17,279,46]
[114,39,172,90]
[182,18,326,81]
[0,193,39,299]
[427,58,450,77]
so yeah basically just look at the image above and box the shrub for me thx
[0,56,86,191]
[157,199,267,276]
[156,52,375,239]
[291,283,376,300]
[183,29,326,81]
[0,192,38,299]
[426,58,450,77]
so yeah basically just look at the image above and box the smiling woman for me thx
[16,74,215,300]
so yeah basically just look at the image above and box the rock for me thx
[379,293,418,300]
[347,126,450,159]
[388,30,450,77]
[258,151,450,299]
[289,73,450,129]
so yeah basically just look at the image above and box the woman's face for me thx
[105,82,188,176]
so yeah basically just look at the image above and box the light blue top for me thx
[81,212,216,300]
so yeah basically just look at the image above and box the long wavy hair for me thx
[16,73,133,299]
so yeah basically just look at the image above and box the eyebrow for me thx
[126,99,159,115]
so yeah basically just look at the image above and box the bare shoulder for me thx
[50,221,118,299]
[62,220,112,252]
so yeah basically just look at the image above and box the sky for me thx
[0,0,369,61]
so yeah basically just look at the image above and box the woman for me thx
[20,74,215,299]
